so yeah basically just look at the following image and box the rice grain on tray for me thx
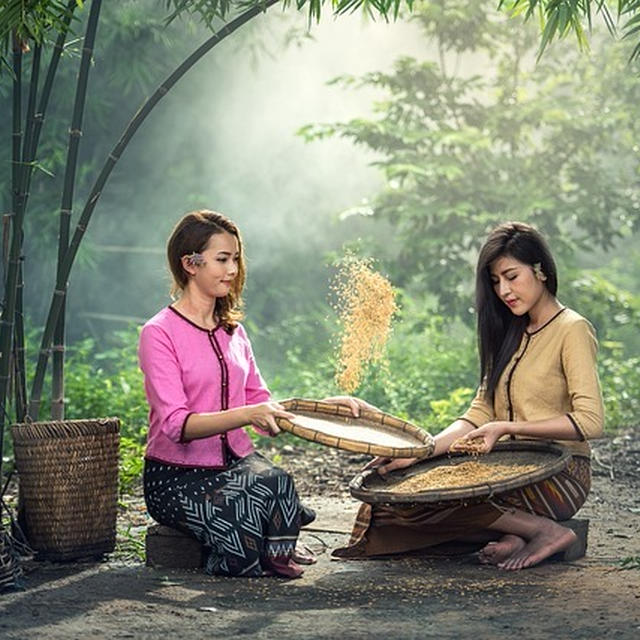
[332,257,397,393]
[390,460,541,493]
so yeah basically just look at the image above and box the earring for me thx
[533,262,547,281]
[184,252,205,267]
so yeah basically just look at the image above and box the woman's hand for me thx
[362,456,418,475]
[451,421,512,454]
[321,395,380,418]
[244,402,295,436]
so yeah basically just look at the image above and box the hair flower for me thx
[533,262,547,281]
[185,252,206,267]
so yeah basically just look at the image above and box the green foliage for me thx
[163,0,417,27]
[422,386,475,432]
[115,522,146,562]
[354,313,477,426]
[598,346,640,430]
[0,1,78,52]
[499,0,600,58]
[499,1,640,61]
[0,1,206,327]
[563,270,640,343]
[618,555,640,570]
[62,328,148,493]
[63,330,148,429]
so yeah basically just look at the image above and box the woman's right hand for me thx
[244,402,295,436]
[362,456,418,475]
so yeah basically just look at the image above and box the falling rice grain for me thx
[332,256,397,393]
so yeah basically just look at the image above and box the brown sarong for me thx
[333,456,591,558]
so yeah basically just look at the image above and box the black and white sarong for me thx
[144,452,315,578]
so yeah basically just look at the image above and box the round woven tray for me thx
[276,398,435,458]
[12,417,120,561]
[349,441,571,504]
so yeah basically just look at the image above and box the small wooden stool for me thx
[145,525,204,569]
[557,518,589,561]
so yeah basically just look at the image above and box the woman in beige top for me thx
[334,221,604,570]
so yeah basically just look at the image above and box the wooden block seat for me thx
[557,518,589,562]
[145,525,204,569]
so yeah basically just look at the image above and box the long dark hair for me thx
[476,221,558,400]
[167,210,246,333]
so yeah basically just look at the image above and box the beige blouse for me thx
[461,307,604,458]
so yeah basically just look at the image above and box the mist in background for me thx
[65,9,427,344]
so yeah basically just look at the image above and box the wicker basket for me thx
[11,418,120,561]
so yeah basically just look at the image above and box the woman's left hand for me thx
[321,395,380,418]
[452,421,512,454]
[362,455,418,474]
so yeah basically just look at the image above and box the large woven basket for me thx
[11,418,120,561]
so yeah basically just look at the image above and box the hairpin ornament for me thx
[184,252,206,267]
[533,262,547,281]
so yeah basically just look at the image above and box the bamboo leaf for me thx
[599,2,617,35]
[537,9,560,58]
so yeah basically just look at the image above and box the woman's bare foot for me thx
[478,534,526,565]
[292,544,317,565]
[498,521,577,571]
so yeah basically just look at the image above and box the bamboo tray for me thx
[276,398,435,458]
[349,441,571,504]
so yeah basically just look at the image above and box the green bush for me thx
[63,328,148,492]
[598,344,640,431]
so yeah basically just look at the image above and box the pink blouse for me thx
[138,306,271,468]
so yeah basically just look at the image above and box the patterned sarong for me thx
[333,456,591,558]
[144,453,315,577]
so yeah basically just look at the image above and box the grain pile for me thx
[390,460,541,493]
[332,256,397,393]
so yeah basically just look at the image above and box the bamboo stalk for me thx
[13,261,26,421]
[21,43,42,182]
[27,0,280,418]
[21,1,77,203]
[51,0,103,421]
[0,35,24,468]
[13,42,42,422]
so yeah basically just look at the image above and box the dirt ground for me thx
[1,430,639,640]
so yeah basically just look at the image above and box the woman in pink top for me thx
[139,210,364,578]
